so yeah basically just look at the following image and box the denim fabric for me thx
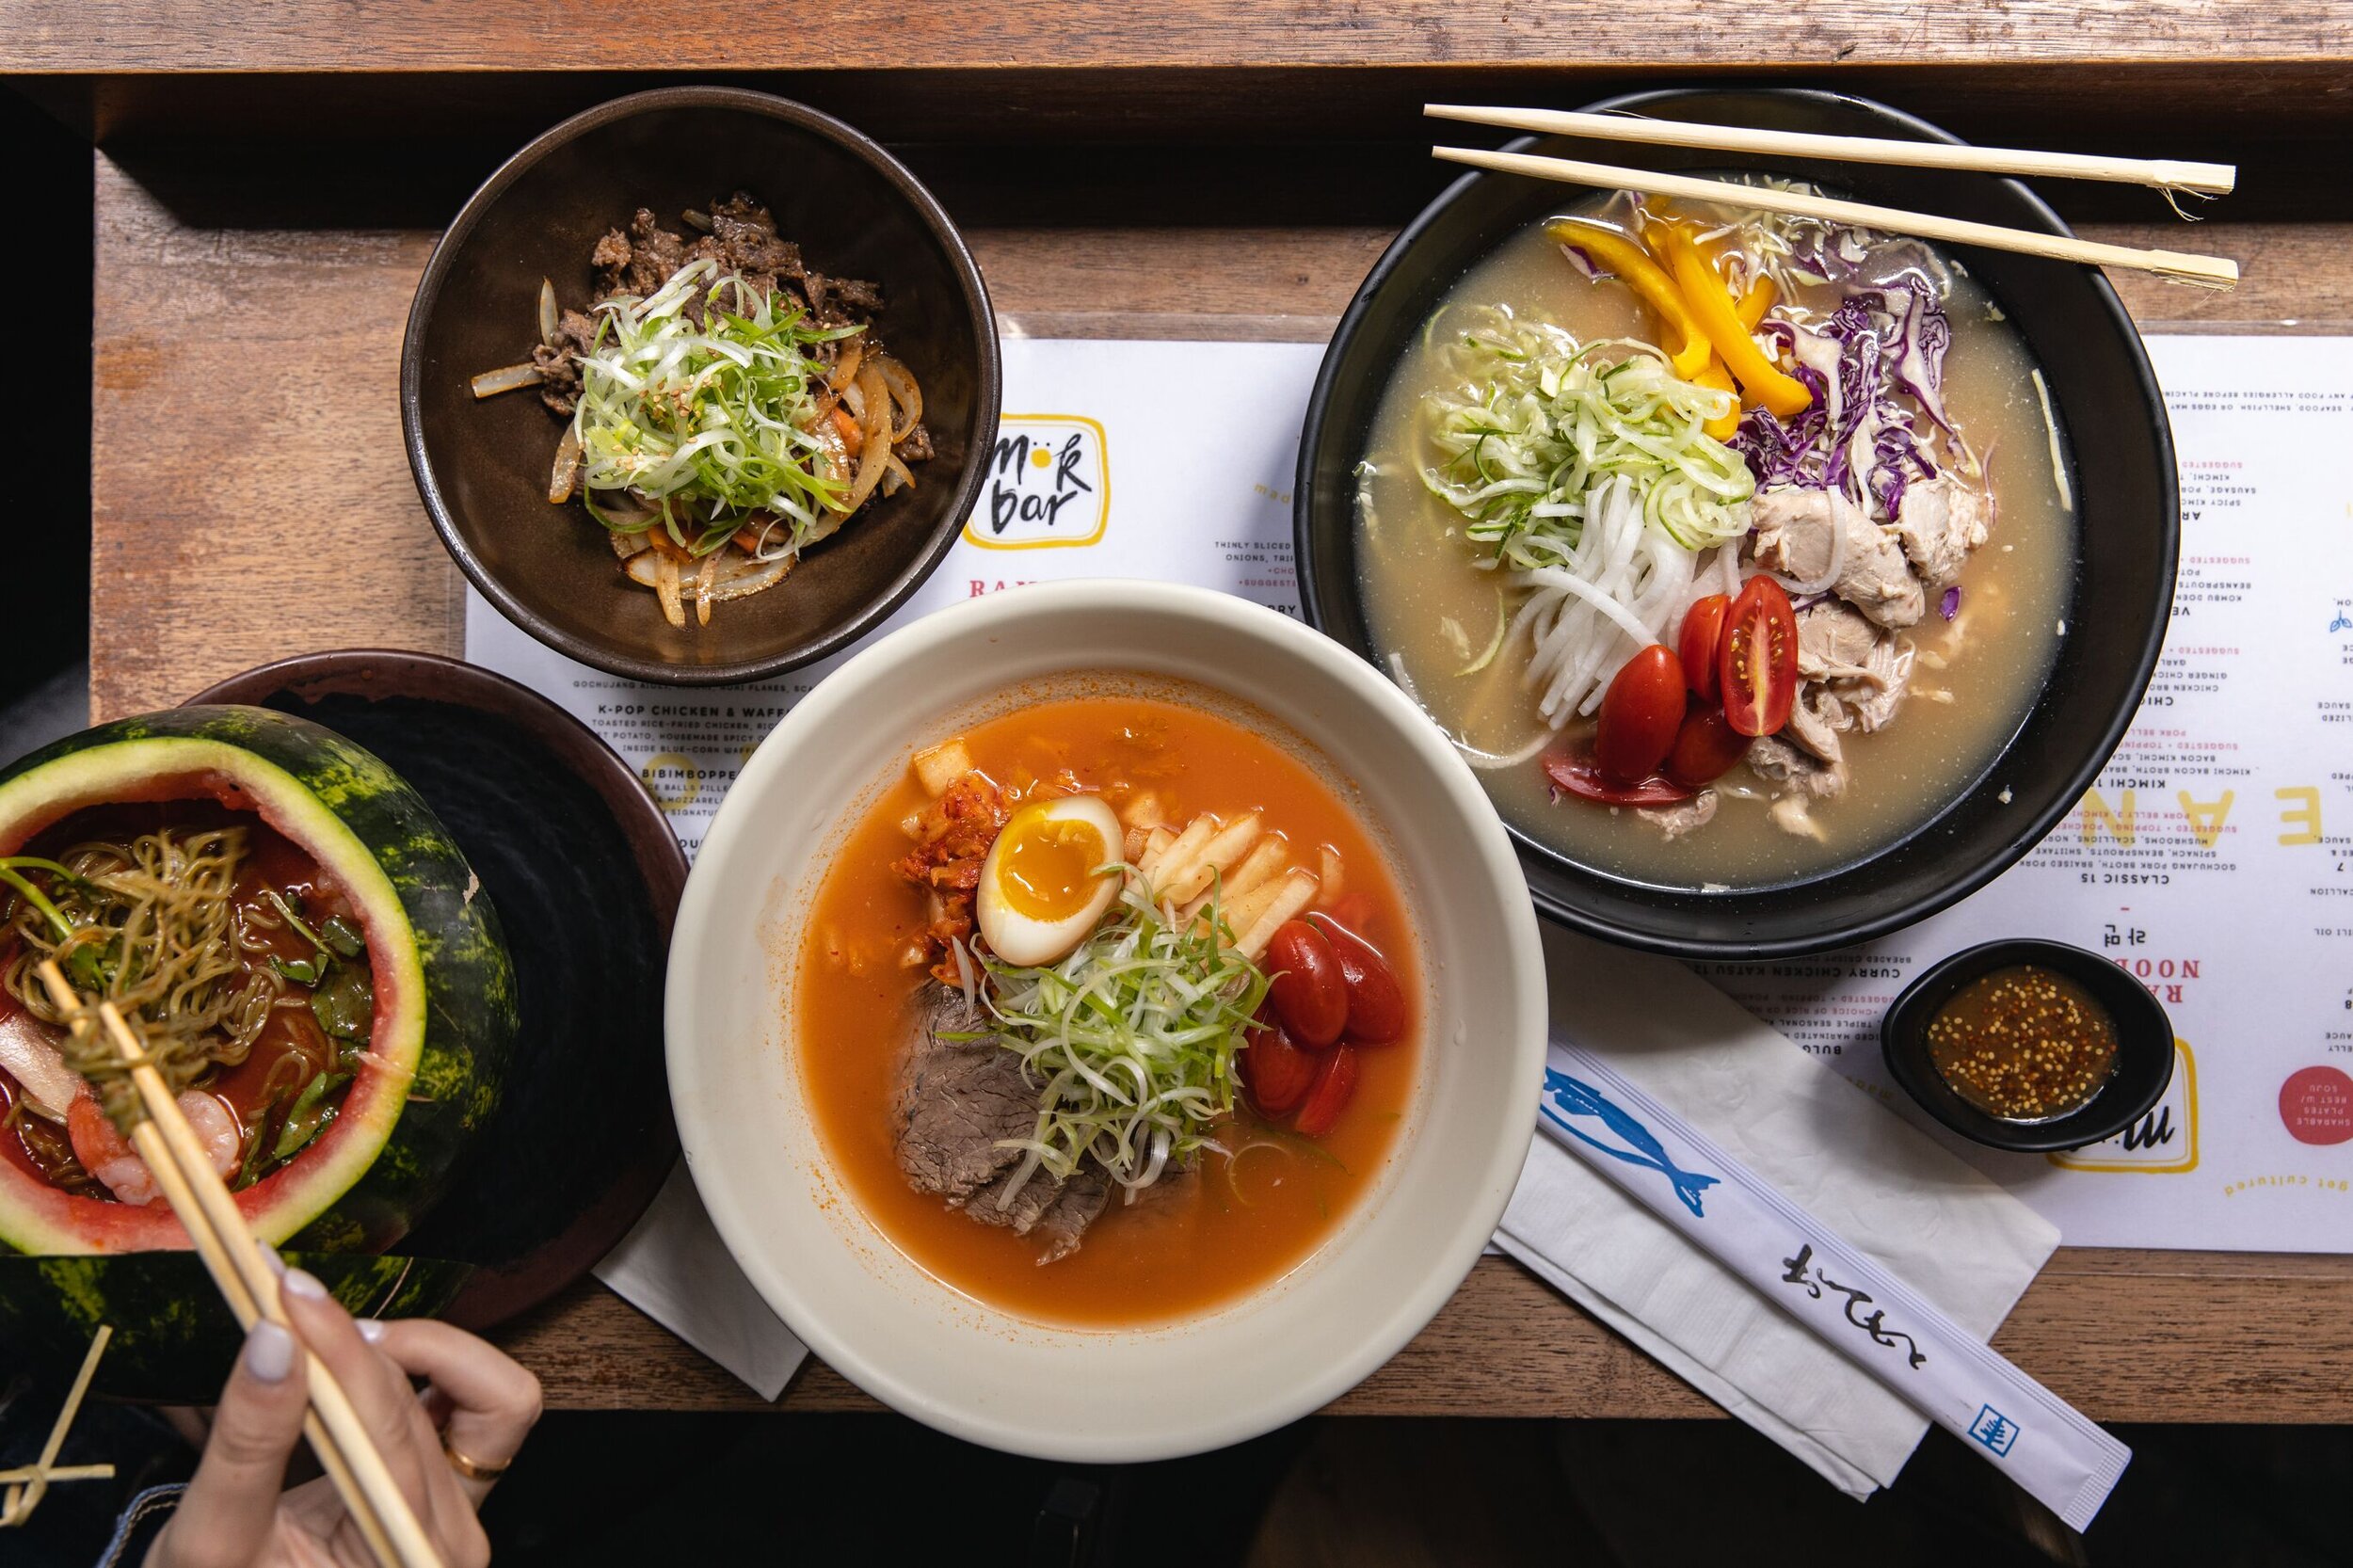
[93,1483,184,1568]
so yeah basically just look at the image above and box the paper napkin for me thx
[1495,922,2061,1497]
[593,1164,808,1400]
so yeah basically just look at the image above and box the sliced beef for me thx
[894,989,1035,1201]
[1638,789,1719,841]
[1032,1167,1113,1264]
[593,209,691,301]
[1892,477,1991,590]
[530,308,601,417]
[1750,488,1924,629]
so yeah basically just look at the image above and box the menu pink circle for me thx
[2279,1066,2353,1146]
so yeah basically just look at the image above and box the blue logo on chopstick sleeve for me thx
[1969,1404,2021,1457]
[1541,1067,1721,1218]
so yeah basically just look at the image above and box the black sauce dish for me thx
[404,87,1000,685]
[1294,87,2178,959]
[1881,939,2175,1153]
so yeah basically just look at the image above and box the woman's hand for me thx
[149,1270,542,1568]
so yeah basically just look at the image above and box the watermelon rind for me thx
[0,706,517,1255]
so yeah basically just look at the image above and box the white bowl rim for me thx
[664,579,1545,1458]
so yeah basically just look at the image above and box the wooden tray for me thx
[16,4,2353,1419]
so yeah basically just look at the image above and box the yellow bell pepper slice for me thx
[1737,275,1777,330]
[1545,217,1712,381]
[1662,228,1811,419]
[1692,359,1742,442]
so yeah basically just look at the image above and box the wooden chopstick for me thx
[1425,104,2236,197]
[1430,145,2240,290]
[0,1326,112,1527]
[32,965,443,1568]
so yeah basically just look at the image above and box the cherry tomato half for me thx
[1265,920,1346,1048]
[1662,705,1753,788]
[1677,594,1729,704]
[1594,644,1687,784]
[1292,1045,1361,1138]
[1305,913,1408,1046]
[1543,747,1694,807]
[1319,891,1378,937]
[1240,1006,1318,1116]
[1719,575,1799,738]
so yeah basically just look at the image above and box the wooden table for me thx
[18,3,2353,1421]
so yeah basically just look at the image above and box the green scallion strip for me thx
[963,872,1271,1197]
[570,257,863,559]
[1421,314,1753,558]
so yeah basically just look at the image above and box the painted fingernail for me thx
[245,1320,296,1384]
[282,1268,328,1302]
[357,1319,387,1344]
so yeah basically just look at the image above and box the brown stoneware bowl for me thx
[403,87,999,685]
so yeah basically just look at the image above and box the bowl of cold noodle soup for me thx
[1297,88,2177,957]
[664,581,1545,1460]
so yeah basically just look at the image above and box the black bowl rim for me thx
[1880,937,2176,1153]
[400,85,1002,687]
[1294,86,2179,959]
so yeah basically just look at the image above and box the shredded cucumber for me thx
[1421,313,1753,556]
[570,258,862,557]
[964,872,1271,1200]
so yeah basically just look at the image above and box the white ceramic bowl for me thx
[666,580,1545,1460]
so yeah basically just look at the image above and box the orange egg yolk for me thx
[997,814,1110,920]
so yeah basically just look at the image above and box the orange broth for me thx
[798,696,1420,1329]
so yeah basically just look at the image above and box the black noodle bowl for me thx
[1294,88,2176,959]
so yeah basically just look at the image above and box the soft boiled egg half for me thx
[975,794,1125,968]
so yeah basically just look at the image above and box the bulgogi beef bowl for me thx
[405,88,999,684]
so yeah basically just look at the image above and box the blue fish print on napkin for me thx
[1541,1067,1721,1218]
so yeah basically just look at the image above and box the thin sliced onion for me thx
[704,552,793,602]
[872,352,922,442]
[471,363,543,399]
[828,338,866,395]
[537,278,559,347]
[838,363,894,514]
[654,554,684,628]
[547,425,582,504]
[695,552,719,627]
[881,453,914,496]
[623,551,662,584]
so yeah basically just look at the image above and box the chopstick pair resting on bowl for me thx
[30,961,446,1568]
[1425,104,2239,288]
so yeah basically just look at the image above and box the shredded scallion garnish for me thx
[960,872,1271,1199]
[570,257,863,558]
[1421,312,1753,556]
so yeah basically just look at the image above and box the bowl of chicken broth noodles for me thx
[1297,88,2177,957]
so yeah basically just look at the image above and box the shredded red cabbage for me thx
[1732,277,1957,524]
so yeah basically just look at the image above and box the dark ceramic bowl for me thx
[1295,88,2177,958]
[190,651,686,1334]
[404,88,999,685]
[1881,939,2175,1152]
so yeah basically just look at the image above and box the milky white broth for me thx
[1353,211,2075,889]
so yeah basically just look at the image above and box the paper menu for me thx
[1699,334,2353,1252]
[467,339,1319,858]
[464,332,2353,1254]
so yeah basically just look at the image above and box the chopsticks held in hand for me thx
[1425,108,2239,291]
[32,962,444,1568]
